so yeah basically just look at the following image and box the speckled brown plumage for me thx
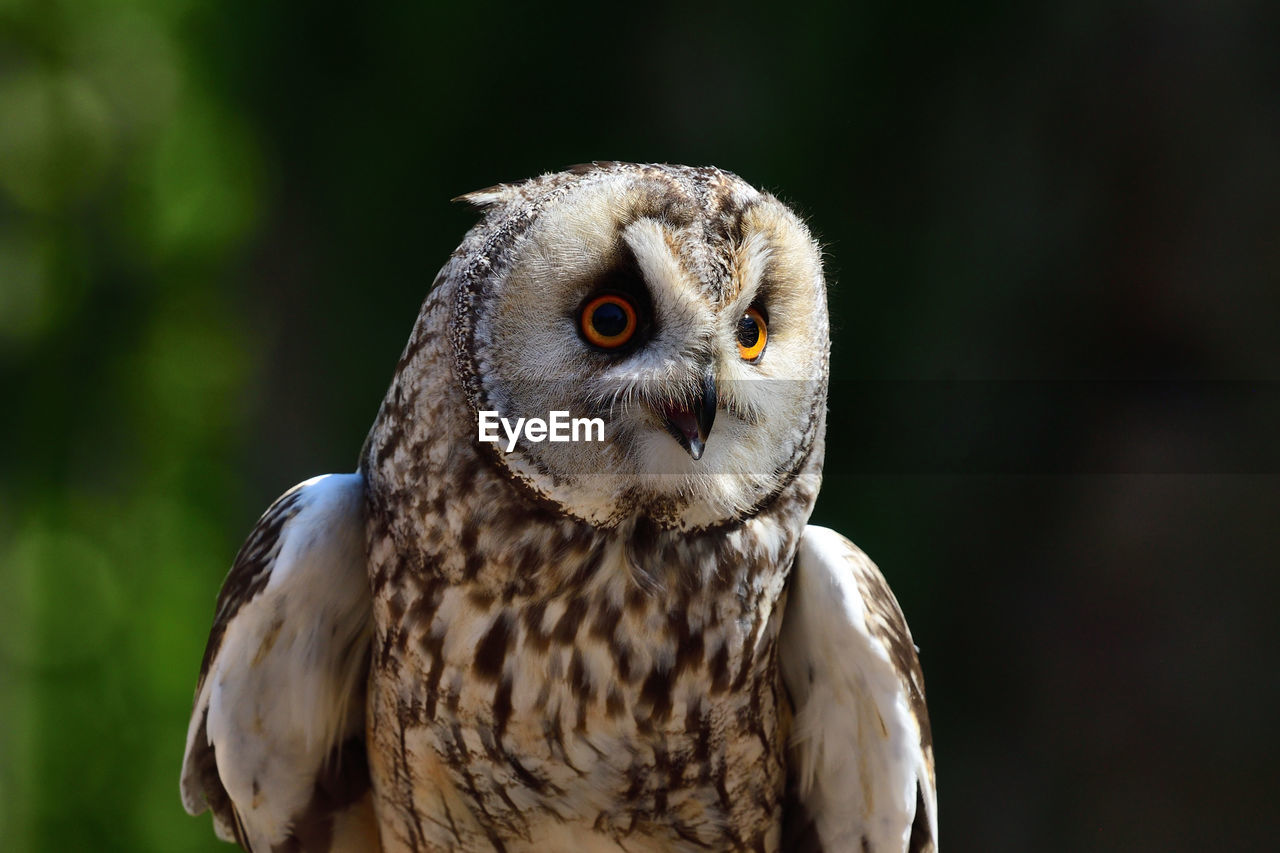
[362,164,824,851]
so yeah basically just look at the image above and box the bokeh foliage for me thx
[0,1,261,850]
[2,1,1279,851]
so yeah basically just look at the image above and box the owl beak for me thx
[661,371,718,460]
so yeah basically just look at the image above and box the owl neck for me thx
[367,403,822,605]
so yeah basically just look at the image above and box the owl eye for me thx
[736,307,768,361]
[580,294,639,349]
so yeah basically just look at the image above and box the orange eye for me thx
[580,294,638,349]
[736,307,767,361]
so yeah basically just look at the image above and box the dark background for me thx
[2,1,1278,850]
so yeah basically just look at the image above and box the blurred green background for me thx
[2,1,1278,850]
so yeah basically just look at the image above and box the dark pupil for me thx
[737,314,760,348]
[592,302,629,338]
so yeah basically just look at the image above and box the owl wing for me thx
[180,473,380,852]
[778,525,937,853]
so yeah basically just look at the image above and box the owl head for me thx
[447,163,829,530]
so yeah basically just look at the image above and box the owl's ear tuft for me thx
[564,161,623,175]
[452,184,521,210]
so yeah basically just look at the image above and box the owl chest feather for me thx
[365,485,806,852]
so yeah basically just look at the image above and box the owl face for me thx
[456,164,829,529]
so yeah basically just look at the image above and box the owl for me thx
[180,162,937,852]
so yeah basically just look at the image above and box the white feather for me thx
[181,472,373,851]
[779,525,937,851]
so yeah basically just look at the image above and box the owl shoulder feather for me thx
[779,525,937,852]
[180,473,379,852]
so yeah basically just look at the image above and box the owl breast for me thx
[365,497,809,852]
